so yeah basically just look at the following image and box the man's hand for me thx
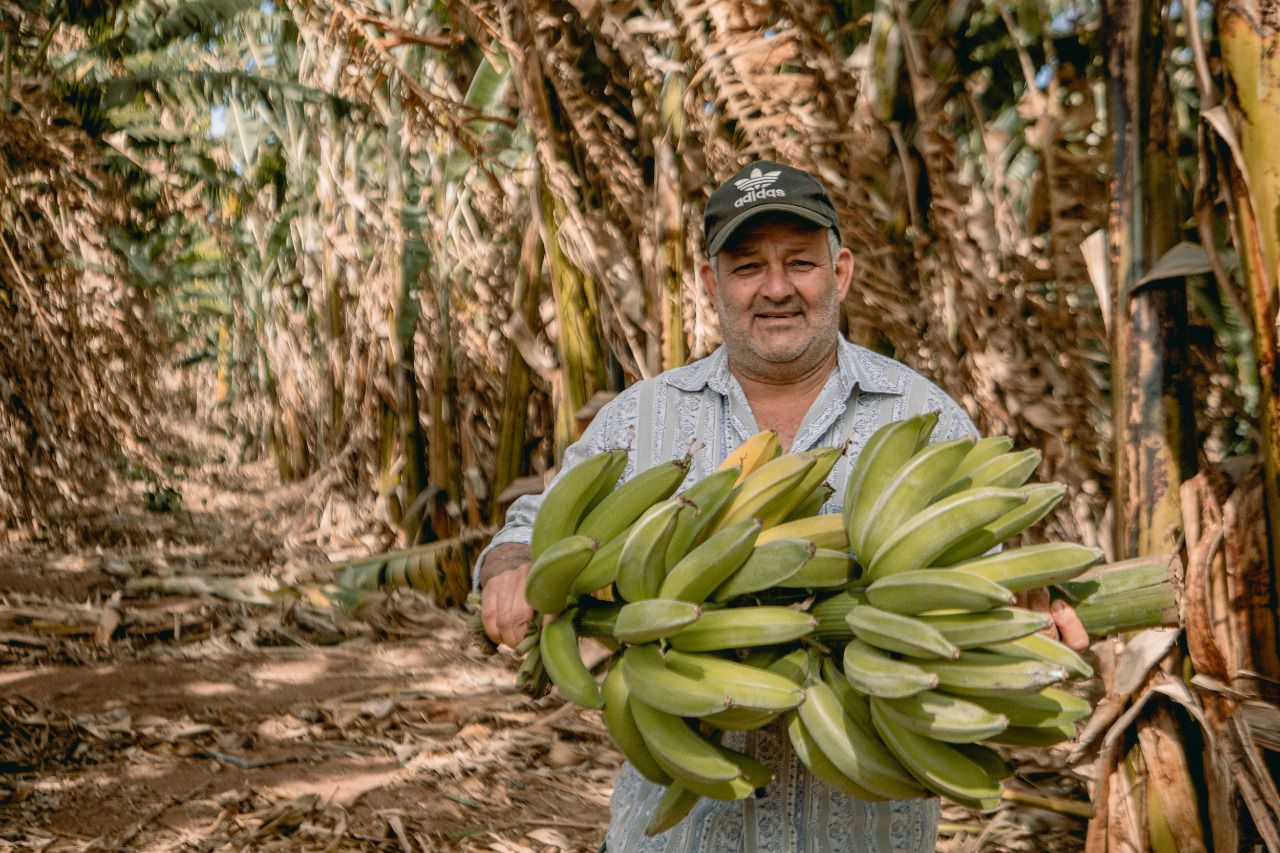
[1017,588,1089,652]
[479,543,534,650]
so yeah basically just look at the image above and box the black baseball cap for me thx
[704,160,841,256]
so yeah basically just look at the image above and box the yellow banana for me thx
[713,454,815,531]
[755,513,848,549]
[757,446,843,526]
[719,430,780,484]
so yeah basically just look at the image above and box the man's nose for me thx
[759,262,794,299]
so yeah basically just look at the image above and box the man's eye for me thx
[789,260,817,270]
[733,263,762,275]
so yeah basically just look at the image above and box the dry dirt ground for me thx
[1,423,1091,852]
[1,423,618,852]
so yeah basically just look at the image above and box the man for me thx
[478,161,1086,851]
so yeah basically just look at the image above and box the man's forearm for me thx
[478,541,532,589]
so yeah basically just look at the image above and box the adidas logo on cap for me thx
[733,168,786,207]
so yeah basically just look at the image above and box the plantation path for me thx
[0,422,618,852]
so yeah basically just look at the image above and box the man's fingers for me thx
[480,565,533,649]
[1051,599,1090,652]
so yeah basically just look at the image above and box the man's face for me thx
[701,214,854,381]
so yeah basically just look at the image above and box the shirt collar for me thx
[668,337,903,397]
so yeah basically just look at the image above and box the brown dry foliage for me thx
[0,5,158,529]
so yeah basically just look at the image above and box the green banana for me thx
[612,598,702,644]
[569,524,629,596]
[775,547,857,589]
[865,569,1015,615]
[953,742,1014,781]
[530,449,627,560]
[628,698,743,784]
[811,590,869,640]
[871,691,1009,744]
[601,664,672,785]
[965,686,1092,728]
[768,647,814,686]
[786,711,884,801]
[916,607,1052,648]
[844,413,938,562]
[870,700,1003,811]
[616,499,684,602]
[982,632,1094,679]
[932,482,1067,566]
[711,538,814,602]
[845,605,961,660]
[714,454,816,531]
[660,519,761,603]
[796,679,924,800]
[757,447,842,526]
[524,534,599,615]
[985,722,1077,747]
[952,542,1104,593]
[916,651,1069,696]
[539,610,603,708]
[668,606,817,652]
[663,467,741,570]
[663,648,806,712]
[645,781,700,837]
[577,457,690,544]
[860,437,974,563]
[866,487,1028,581]
[946,436,1015,485]
[620,643,731,717]
[573,598,623,638]
[650,753,758,801]
[842,638,939,698]
[963,448,1042,490]
[821,655,871,726]
[700,706,782,731]
[756,513,848,549]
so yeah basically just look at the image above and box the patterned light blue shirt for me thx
[479,336,978,852]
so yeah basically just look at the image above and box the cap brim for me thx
[707,204,835,256]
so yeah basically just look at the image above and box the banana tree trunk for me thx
[1216,0,1280,679]
[492,221,545,523]
[1093,0,1202,849]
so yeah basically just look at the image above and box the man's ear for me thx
[699,260,718,306]
[834,247,854,301]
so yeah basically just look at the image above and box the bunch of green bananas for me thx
[516,416,1104,836]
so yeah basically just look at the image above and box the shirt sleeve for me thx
[472,390,638,589]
